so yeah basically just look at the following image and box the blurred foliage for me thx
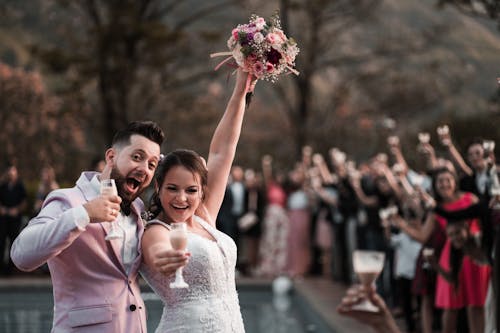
[25,0,241,147]
[0,62,88,181]
[436,0,500,29]
[245,0,500,165]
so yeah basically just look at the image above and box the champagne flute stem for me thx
[176,267,183,281]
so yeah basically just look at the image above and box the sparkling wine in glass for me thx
[330,148,346,164]
[483,140,495,156]
[101,179,122,241]
[436,125,449,136]
[387,136,399,147]
[169,222,189,288]
[436,125,451,146]
[352,250,385,312]
[418,132,430,144]
[422,247,435,270]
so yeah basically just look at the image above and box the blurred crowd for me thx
[0,124,499,333]
[216,124,499,333]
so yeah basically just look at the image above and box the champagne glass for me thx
[352,250,385,312]
[378,207,390,221]
[436,125,451,146]
[490,185,500,210]
[101,179,122,241]
[483,140,495,159]
[169,222,189,288]
[330,148,346,164]
[376,153,388,164]
[382,117,396,130]
[387,135,400,147]
[392,163,404,176]
[418,132,430,144]
[422,247,435,270]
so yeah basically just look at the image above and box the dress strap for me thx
[145,219,171,230]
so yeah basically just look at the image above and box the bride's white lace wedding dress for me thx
[140,216,245,333]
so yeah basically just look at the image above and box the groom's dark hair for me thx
[112,121,164,148]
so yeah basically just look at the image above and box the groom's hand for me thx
[83,194,122,223]
[153,249,190,276]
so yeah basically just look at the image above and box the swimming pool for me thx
[0,283,334,332]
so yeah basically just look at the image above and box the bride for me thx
[141,68,257,332]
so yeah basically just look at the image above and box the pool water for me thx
[0,285,334,332]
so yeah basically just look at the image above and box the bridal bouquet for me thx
[211,13,300,82]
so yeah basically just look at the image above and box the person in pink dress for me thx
[396,167,490,333]
[255,155,289,278]
[433,194,490,333]
[285,165,311,277]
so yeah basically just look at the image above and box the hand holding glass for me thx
[352,250,385,312]
[483,140,495,156]
[169,222,189,288]
[101,179,122,240]
[436,125,451,146]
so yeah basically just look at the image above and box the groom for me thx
[11,121,186,332]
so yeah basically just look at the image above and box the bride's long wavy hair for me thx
[147,149,208,221]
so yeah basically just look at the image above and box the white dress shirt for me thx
[230,181,245,215]
[73,175,139,274]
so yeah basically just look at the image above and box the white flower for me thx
[254,17,266,30]
[253,32,264,44]
[232,45,245,67]
[227,36,236,49]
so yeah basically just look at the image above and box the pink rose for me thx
[266,33,280,45]
[247,53,258,62]
[252,61,265,78]
[232,28,239,40]
[254,17,266,30]
[265,62,275,73]
[275,29,287,42]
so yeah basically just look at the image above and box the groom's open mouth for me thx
[124,176,144,195]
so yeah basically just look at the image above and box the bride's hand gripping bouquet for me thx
[211,12,300,96]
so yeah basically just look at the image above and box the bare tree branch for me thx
[173,0,239,32]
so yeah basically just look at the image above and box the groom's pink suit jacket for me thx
[11,172,147,333]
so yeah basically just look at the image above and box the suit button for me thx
[129,304,137,311]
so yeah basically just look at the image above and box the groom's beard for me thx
[110,167,146,215]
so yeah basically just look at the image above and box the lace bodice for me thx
[140,216,245,333]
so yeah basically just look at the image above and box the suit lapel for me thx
[77,172,145,277]
[76,173,128,274]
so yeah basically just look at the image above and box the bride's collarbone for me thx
[187,226,216,242]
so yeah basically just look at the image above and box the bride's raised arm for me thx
[203,69,256,225]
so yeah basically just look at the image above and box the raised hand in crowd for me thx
[337,284,401,333]
[387,135,409,173]
[436,125,473,176]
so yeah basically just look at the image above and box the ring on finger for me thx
[111,208,116,215]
